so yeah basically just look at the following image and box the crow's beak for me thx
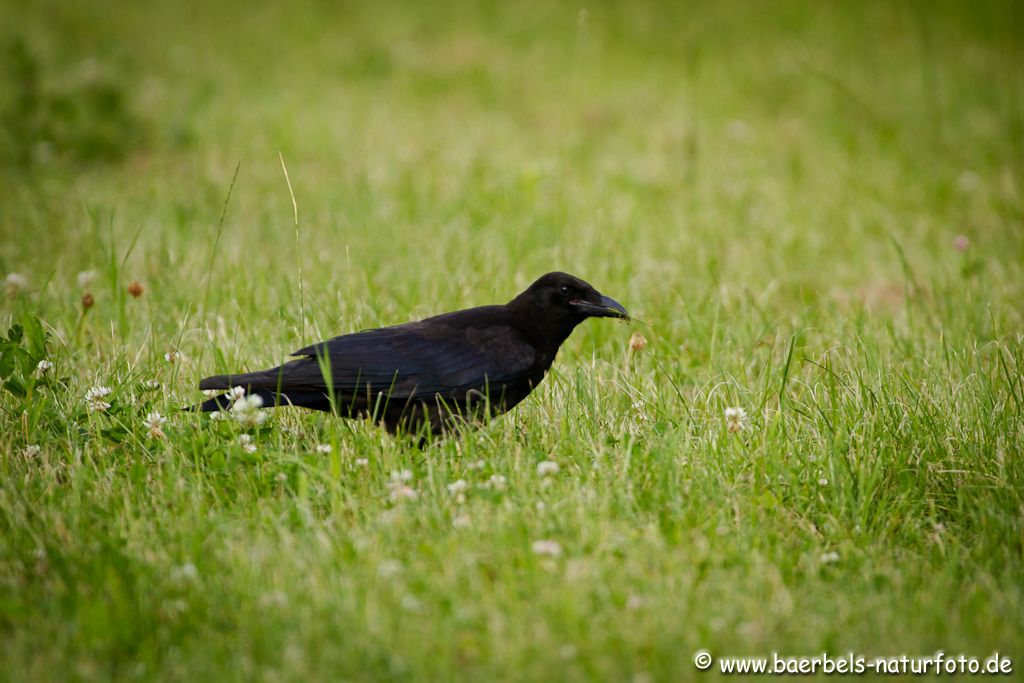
[571,295,629,319]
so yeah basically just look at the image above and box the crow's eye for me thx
[559,285,570,296]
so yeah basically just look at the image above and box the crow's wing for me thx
[269,319,535,400]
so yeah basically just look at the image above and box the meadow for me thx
[1,0,1022,680]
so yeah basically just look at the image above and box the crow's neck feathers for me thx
[504,294,581,353]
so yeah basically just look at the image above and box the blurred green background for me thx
[1,1,1022,681]
[3,0,1020,314]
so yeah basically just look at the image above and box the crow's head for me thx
[513,272,629,324]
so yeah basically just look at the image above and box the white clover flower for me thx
[202,389,219,398]
[726,119,754,141]
[818,477,829,486]
[387,470,416,500]
[4,272,27,297]
[76,270,97,289]
[85,385,113,412]
[144,380,161,390]
[485,474,507,490]
[23,444,41,458]
[243,443,257,454]
[956,171,980,192]
[234,412,265,427]
[238,434,253,445]
[172,562,198,582]
[36,360,54,376]
[401,594,422,613]
[260,590,288,608]
[821,551,840,564]
[387,482,418,501]
[231,394,266,427]
[377,559,403,577]
[446,479,469,494]
[145,411,166,438]
[209,410,228,421]
[164,351,180,364]
[724,406,748,433]
[355,458,369,467]
[233,394,264,412]
[531,540,562,557]
[537,460,560,477]
[315,444,332,454]
[468,459,486,470]
[391,469,413,483]
[225,386,246,401]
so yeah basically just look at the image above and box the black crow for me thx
[196,272,628,436]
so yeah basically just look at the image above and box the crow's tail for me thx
[189,371,267,412]
[188,387,333,413]
[198,372,264,392]
[192,394,238,412]
[191,367,334,413]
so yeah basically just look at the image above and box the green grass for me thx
[1,0,1022,680]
